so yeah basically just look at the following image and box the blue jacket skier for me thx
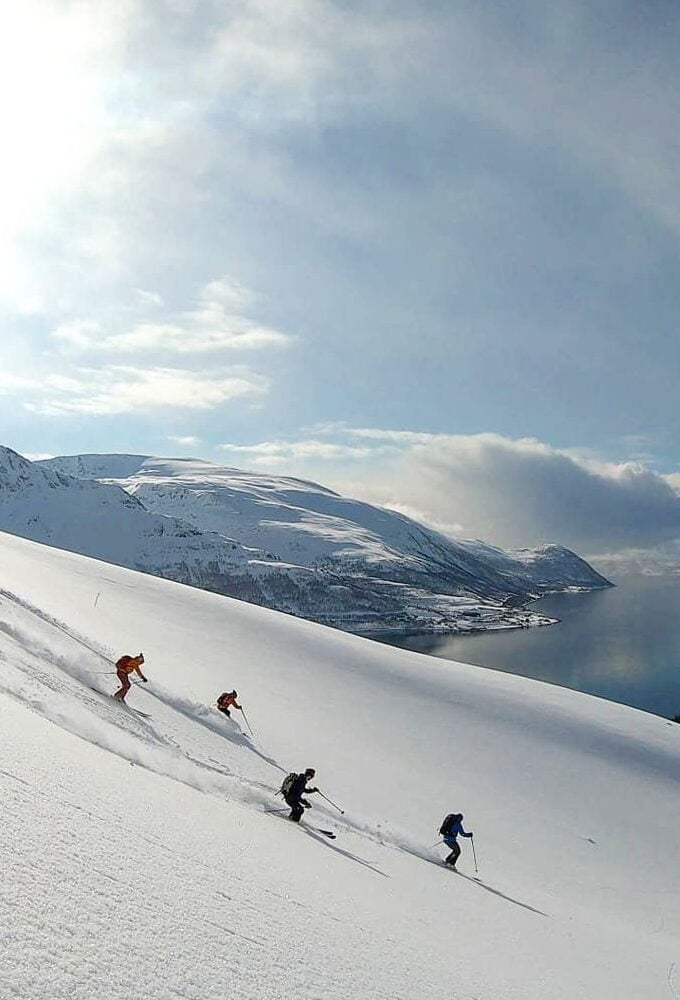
[439,812,473,868]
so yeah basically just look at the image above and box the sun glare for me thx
[0,5,104,243]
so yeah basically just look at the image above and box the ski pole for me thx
[428,839,444,849]
[317,790,345,814]
[264,806,289,814]
[239,707,254,736]
[470,835,478,873]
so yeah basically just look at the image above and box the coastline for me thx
[350,581,615,642]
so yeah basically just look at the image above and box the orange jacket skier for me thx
[216,690,241,718]
[113,653,147,702]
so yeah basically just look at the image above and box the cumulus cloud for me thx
[378,432,680,553]
[221,427,680,557]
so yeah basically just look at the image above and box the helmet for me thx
[232,690,237,696]
[304,767,316,778]
[138,653,145,663]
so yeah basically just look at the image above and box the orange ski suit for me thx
[217,691,241,715]
[114,654,146,701]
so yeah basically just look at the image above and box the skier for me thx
[283,768,319,823]
[216,690,241,718]
[113,653,148,703]
[439,812,473,868]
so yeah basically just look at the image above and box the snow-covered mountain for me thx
[0,530,677,998]
[0,445,266,578]
[41,453,609,596]
[4,446,610,635]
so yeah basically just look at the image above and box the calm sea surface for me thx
[383,576,680,719]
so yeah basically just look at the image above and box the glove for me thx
[309,787,319,794]
[142,678,148,683]
[302,799,312,809]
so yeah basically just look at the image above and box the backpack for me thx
[280,772,298,798]
[439,813,460,836]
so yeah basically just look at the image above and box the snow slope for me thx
[0,530,677,999]
[37,451,611,634]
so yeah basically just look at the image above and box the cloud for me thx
[168,435,202,447]
[219,438,383,468]
[135,289,164,308]
[379,433,680,553]
[13,366,269,417]
[218,427,680,556]
[2,1,679,503]
[588,540,680,577]
[0,373,41,393]
[3,1,680,324]
[53,277,293,355]
[0,0,419,314]
[0,271,286,425]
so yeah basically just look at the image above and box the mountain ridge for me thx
[0,445,612,635]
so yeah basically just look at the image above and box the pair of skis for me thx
[87,685,151,718]
[264,807,336,839]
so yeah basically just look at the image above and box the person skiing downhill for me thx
[439,812,473,868]
[283,768,319,823]
[113,653,147,703]
[216,690,241,718]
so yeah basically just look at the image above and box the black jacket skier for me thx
[284,768,319,823]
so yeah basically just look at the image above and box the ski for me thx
[264,808,337,839]
[115,697,151,718]
[88,687,151,717]
[447,867,481,881]
[122,705,151,718]
[306,826,336,839]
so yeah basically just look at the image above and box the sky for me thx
[0,0,679,567]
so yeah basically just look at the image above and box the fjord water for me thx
[387,576,680,719]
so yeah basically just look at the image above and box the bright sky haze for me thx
[1,1,679,564]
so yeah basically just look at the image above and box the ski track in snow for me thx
[0,585,466,872]
[0,590,287,811]
[0,584,439,873]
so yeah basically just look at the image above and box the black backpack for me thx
[439,813,461,836]
[280,772,298,797]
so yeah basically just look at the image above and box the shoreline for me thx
[350,583,614,642]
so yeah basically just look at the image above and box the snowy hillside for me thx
[0,529,677,999]
[36,451,611,634]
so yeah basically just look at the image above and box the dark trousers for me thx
[218,706,231,717]
[444,838,461,866]
[285,795,305,823]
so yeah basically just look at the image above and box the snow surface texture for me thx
[32,450,611,635]
[0,530,677,999]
